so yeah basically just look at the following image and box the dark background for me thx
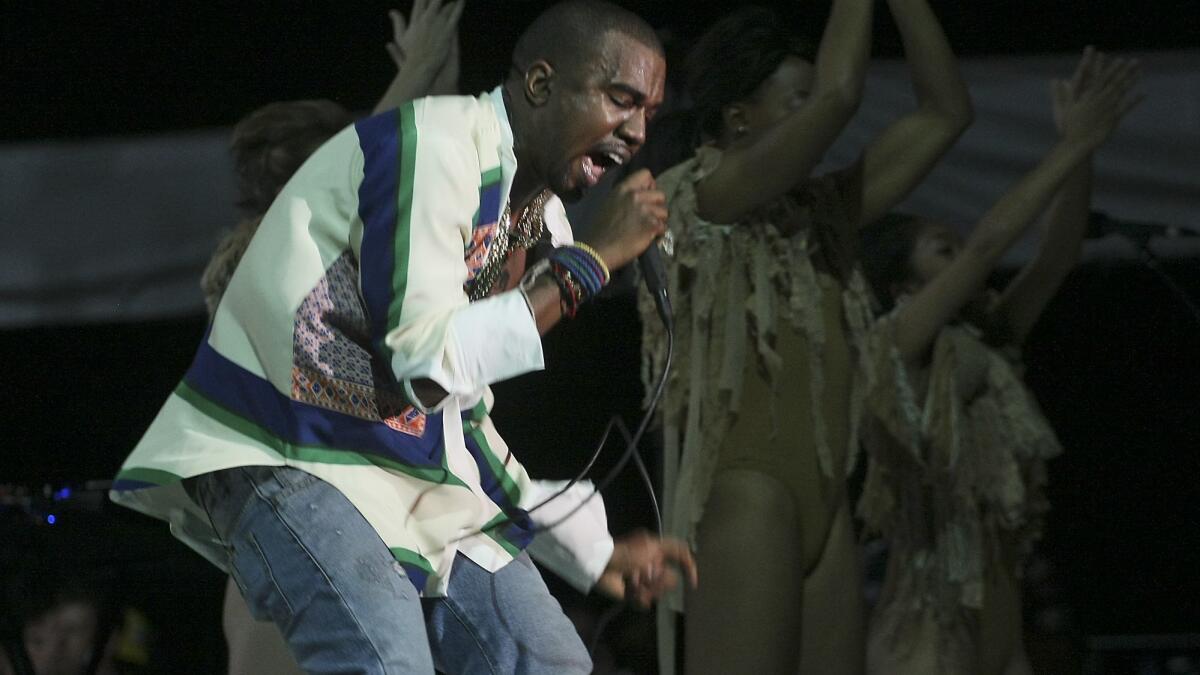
[3,0,1198,141]
[2,1,1198,672]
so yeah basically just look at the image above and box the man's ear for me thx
[523,60,555,107]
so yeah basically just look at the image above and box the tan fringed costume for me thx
[859,319,1062,674]
[639,146,879,674]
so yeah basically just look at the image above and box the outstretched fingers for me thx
[1069,45,1096,96]
[658,538,699,589]
[386,10,408,65]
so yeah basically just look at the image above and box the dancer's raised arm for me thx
[373,0,464,114]
[696,0,873,223]
[990,48,1140,345]
[888,52,1140,362]
[857,0,974,227]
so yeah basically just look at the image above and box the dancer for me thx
[857,48,1140,674]
[640,1,972,672]
[111,2,694,673]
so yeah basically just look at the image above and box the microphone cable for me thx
[459,242,676,663]
[459,242,675,542]
[1130,241,1200,328]
[461,323,671,541]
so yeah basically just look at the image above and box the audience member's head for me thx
[2,557,117,675]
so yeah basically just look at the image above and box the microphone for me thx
[1088,210,1198,247]
[639,241,673,332]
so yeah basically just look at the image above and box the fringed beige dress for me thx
[640,145,881,674]
[859,319,1062,674]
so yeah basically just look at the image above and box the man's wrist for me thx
[602,540,623,575]
[575,238,619,273]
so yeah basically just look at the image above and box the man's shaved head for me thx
[504,0,666,203]
[511,0,663,78]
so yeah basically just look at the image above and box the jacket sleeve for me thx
[351,100,544,411]
[523,480,615,593]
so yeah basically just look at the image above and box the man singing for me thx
[110,2,693,672]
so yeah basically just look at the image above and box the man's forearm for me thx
[522,275,566,335]
[403,287,549,410]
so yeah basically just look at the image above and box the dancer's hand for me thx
[1055,47,1141,150]
[384,0,463,88]
[373,0,463,112]
[596,530,698,609]
[431,15,460,95]
[1052,46,1096,133]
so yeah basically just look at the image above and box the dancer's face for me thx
[725,56,814,145]
[902,222,993,313]
[908,223,963,288]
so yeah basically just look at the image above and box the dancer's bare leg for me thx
[866,611,941,675]
[981,566,1031,675]
[1003,641,1034,675]
[222,577,303,675]
[685,469,804,674]
[797,499,864,675]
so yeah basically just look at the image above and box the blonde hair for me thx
[200,216,261,318]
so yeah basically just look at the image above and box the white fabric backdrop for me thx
[1,130,237,327]
[818,49,1200,265]
[2,51,1197,328]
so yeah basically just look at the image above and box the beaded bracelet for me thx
[543,245,612,318]
[551,245,609,290]
[552,265,586,317]
[553,256,600,297]
[572,242,611,284]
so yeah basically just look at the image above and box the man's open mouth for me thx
[580,149,627,186]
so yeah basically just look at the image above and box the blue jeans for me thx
[189,466,592,675]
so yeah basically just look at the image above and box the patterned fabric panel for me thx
[464,222,499,284]
[463,167,503,289]
[291,251,426,437]
[293,252,374,384]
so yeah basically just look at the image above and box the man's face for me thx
[535,33,665,202]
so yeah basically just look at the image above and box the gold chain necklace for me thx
[468,189,551,300]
